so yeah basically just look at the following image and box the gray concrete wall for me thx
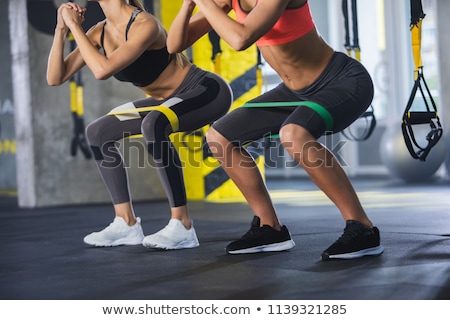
[0,0,16,191]
[10,0,165,207]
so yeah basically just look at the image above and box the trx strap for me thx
[108,106,179,133]
[341,0,376,141]
[342,0,360,60]
[401,0,442,161]
[209,30,222,74]
[68,31,92,159]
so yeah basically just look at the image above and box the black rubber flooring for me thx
[1,177,449,300]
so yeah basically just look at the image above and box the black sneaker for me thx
[226,216,295,254]
[321,220,384,260]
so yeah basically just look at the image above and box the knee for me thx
[280,124,329,168]
[85,119,104,146]
[279,124,320,161]
[206,127,220,145]
[279,124,313,147]
[140,115,158,143]
[206,127,229,157]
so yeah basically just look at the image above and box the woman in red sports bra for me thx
[168,0,384,260]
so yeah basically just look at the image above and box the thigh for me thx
[311,77,374,134]
[212,85,295,144]
[169,72,233,132]
[87,102,144,143]
[137,69,232,134]
[284,53,374,137]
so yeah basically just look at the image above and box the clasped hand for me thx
[56,2,87,30]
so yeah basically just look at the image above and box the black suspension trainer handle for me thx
[401,68,442,161]
[401,0,443,161]
[341,106,377,142]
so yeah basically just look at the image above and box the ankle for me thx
[116,215,136,226]
[346,219,373,229]
[259,219,281,231]
[180,218,192,230]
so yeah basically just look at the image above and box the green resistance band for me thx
[243,101,334,132]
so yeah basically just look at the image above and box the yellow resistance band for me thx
[108,106,179,132]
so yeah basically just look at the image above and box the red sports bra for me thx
[232,0,315,46]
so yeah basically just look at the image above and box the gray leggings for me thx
[213,52,374,143]
[86,65,232,207]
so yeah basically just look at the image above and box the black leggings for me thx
[212,52,374,144]
[86,66,232,207]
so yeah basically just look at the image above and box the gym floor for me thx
[1,177,449,300]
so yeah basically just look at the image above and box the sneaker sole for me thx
[84,236,144,247]
[142,239,199,250]
[227,239,295,254]
[322,245,384,260]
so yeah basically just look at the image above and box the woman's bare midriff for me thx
[258,28,335,91]
[140,60,192,100]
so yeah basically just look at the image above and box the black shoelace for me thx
[240,225,267,240]
[336,226,364,244]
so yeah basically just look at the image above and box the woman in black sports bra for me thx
[47,0,232,249]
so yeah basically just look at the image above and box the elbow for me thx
[92,69,110,81]
[95,74,109,81]
[46,77,62,86]
[230,42,248,52]
[167,46,182,55]
[47,81,58,86]
[167,44,179,54]
[229,37,252,52]
[167,38,187,54]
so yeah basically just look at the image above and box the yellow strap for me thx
[354,49,361,63]
[108,106,179,132]
[411,20,423,73]
[214,52,222,75]
[69,81,77,113]
[76,85,84,116]
[256,66,263,93]
[347,48,361,62]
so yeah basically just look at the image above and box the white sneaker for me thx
[142,219,199,250]
[83,217,144,246]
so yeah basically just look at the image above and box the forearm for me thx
[47,27,69,86]
[67,22,108,79]
[194,0,251,51]
[167,2,196,53]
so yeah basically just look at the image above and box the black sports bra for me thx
[100,9,172,87]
